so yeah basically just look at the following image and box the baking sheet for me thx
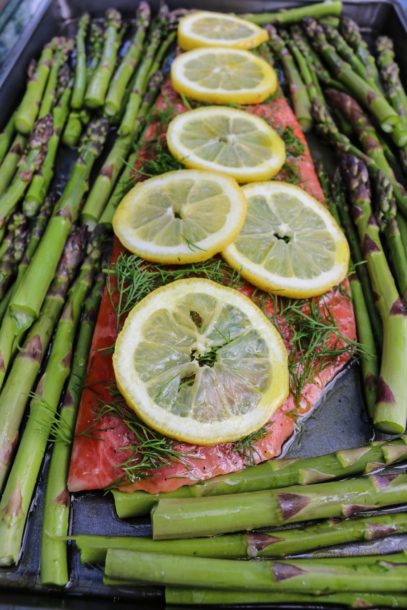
[0,0,407,607]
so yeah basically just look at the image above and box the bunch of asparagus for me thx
[0,2,178,583]
[260,7,407,436]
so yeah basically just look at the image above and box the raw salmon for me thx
[68,82,356,493]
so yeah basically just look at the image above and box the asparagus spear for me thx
[38,38,73,118]
[317,164,378,414]
[0,113,16,166]
[0,198,53,323]
[311,98,407,218]
[375,170,407,302]
[40,242,105,586]
[325,88,407,214]
[0,214,28,300]
[8,118,108,333]
[166,588,407,607]
[152,471,407,539]
[105,549,407,593]
[266,25,312,131]
[81,70,164,227]
[0,228,85,492]
[23,65,72,216]
[76,509,407,565]
[323,23,368,82]
[243,1,342,25]
[0,229,96,566]
[342,155,407,433]
[119,5,170,137]
[0,134,27,196]
[85,9,122,109]
[340,16,383,93]
[112,436,407,518]
[376,36,407,119]
[71,13,90,110]
[14,42,54,134]
[105,2,151,118]
[87,21,104,84]
[303,18,401,137]
[62,110,90,148]
[0,114,53,229]
[62,22,102,146]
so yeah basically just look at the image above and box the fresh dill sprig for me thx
[93,399,193,484]
[258,291,363,405]
[281,126,305,157]
[136,136,183,179]
[234,426,267,466]
[105,253,242,330]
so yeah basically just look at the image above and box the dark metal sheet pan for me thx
[0,0,407,608]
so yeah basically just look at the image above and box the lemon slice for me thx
[113,278,288,445]
[178,11,268,51]
[171,47,277,105]
[166,107,286,183]
[223,182,350,298]
[112,170,247,264]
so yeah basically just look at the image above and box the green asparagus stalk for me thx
[266,25,312,131]
[105,549,407,593]
[62,110,90,148]
[99,147,137,227]
[40,243,105,585]
[325,88,407,215]
[105,2,151,118]
[152,471,407,539]
[0,228,85,492]
[85,9,122,109]
[71,13,90,109]
[166,588,407,607]
[24,65,72,216]
[38,38,73,118]
[0,113,16,165]
[243,1,342,25]
[317,164,378,414]
[119,5,169,137]
[323,24,368,83]
[0,214,28,299]
[0,230,96,566]
[0,197,53,323]
[0,114,53,229]
[15,42,54,134]
[311,98,407,218]
[289,25,345,92]
[342,155,407,433]
[112,436,407,518]
[87,22,104,84]
[340,17,383,93]
[331,169,382,348]
[8,118,108,334]
[0,134,27,196]
[76,509,407,566]
[376,36,407,118]
[375,170,407,302]
[81,70,164,227]
[303,18,401,136]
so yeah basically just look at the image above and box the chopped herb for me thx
[235,426,267,466]
[281,126,305,157]
[280,160,301,184]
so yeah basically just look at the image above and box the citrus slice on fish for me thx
[178,11,268,51]
[223,181,350,298]
[113,278,289,445]
[112,170,247,264]
[171,47,277,105]
[166,106,286,183]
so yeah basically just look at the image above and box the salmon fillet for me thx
[68,82,356,493]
